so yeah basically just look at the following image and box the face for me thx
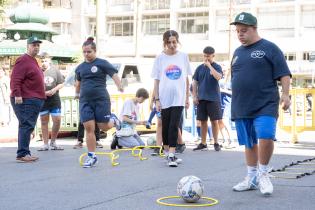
[41,58,51,70]
[27,43,40,57]
[204,53,215,63]
[82,45,96,62]
[137,97,146,104]
[235,24,257,46]
[165,36,178,54]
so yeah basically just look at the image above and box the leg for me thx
[50,115,61,142]
[258,139,274,165]
[40,114,50,145]
[200,120,208,145]
[11,98,43,158]
[84,120,96,152]
[77,122,84,142]
[156,118,162,146]
[210,120,220,144]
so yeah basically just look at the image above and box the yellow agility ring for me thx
[110,148,143,165]
[156,196,219,207]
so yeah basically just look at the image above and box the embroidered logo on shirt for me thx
[91,66,98,73]
[165,65,182,80]
[251,50,265,58]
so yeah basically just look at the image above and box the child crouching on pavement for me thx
[111,88,149,149]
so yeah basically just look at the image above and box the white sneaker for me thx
[258,172,273,196]
[166,153,178,167]
[83,155,98,168]
[233,176,258,192]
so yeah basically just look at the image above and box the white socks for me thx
[247,166,258,178]
[259,164,269,174]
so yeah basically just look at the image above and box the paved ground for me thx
[0,132,314,210]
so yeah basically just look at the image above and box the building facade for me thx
[4,0,315,86]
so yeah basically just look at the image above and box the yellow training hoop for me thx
[156,196,219,207]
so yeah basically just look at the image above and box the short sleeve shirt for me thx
[151,51,192,109]
[120,99,139,130]
[75,58,118,102]
[192,62,222,102]
[231,39,291,120]
[41,67,65,110]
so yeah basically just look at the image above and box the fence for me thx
[278,88,315,143]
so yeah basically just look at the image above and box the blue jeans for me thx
[11,98,44,158]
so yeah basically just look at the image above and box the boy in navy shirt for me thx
[192,46,223,152]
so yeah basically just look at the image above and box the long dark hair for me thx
[163,30,179,48]
[82,37,96,51]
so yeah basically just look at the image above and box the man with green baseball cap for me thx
[230,12,257,26]
[230,11,291,196]
[27,36,42,44]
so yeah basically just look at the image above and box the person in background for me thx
[73,122,103,149]
[10,36,45,162]
[151,30,191,167]
[75,37,123,168]
[37,52,64,151]
[192,46,223,152]
[0,67,10,127]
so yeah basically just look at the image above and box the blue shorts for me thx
[79,100,111,123]
[235,116,277,148]
[39,108,61,117]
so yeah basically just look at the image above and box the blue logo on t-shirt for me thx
[165,65,182,80]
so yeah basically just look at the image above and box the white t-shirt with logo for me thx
[151,51,192,109]
[120,99,139,129]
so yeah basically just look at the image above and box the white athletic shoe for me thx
[258,172,273,196]
[233,176,258,192]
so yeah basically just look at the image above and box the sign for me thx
[310,51,315,62]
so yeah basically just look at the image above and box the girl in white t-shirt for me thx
[151,30,192,167]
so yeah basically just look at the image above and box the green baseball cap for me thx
[230,12,257,26]
[27,36,42,44]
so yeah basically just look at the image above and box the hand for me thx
[118,85,124,92]
[155,100,161,112]
[185,99,190,109]
[193,96,199,106]
[15,96,23,104]
[280,93,291,110]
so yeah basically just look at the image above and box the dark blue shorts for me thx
[235,116,277,148]
[79,100,111,123]
[197,100,222,121]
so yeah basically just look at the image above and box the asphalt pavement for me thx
[0,133,314,210]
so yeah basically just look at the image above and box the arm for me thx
[112,73,123,92]
[185,77,190,109]
[192,80,198,105]
[74,80,80,99]
[122,115,146,125]
[205,62,222,81]
[153,79,161,112]
[280,75,291,110]
[47,83,64,97]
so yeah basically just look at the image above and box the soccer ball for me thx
[177,175,204,203]
[146,136,156,146]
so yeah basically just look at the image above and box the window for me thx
[142,15,170,35]
[89,18,96,37]
[180,0,209,8]
[109,0,133,6]
[284,52,296,61]
[144,0,170,10]
[107,16,134,36]
[178,12,208,34]
[43,0,72,8]
[258,7,294,30]
[51,22,71,35]
[303,52,310,61]
[301,5,315,29]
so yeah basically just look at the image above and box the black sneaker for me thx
[175,144,186,154]
[193,143,207,151]
[145,122,151,129]
[151,147,163,156]
[214,143,221,151]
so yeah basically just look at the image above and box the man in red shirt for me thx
[10,36,46,162]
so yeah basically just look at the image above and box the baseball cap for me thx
[27,36,42,44]
[230,12,257,26]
